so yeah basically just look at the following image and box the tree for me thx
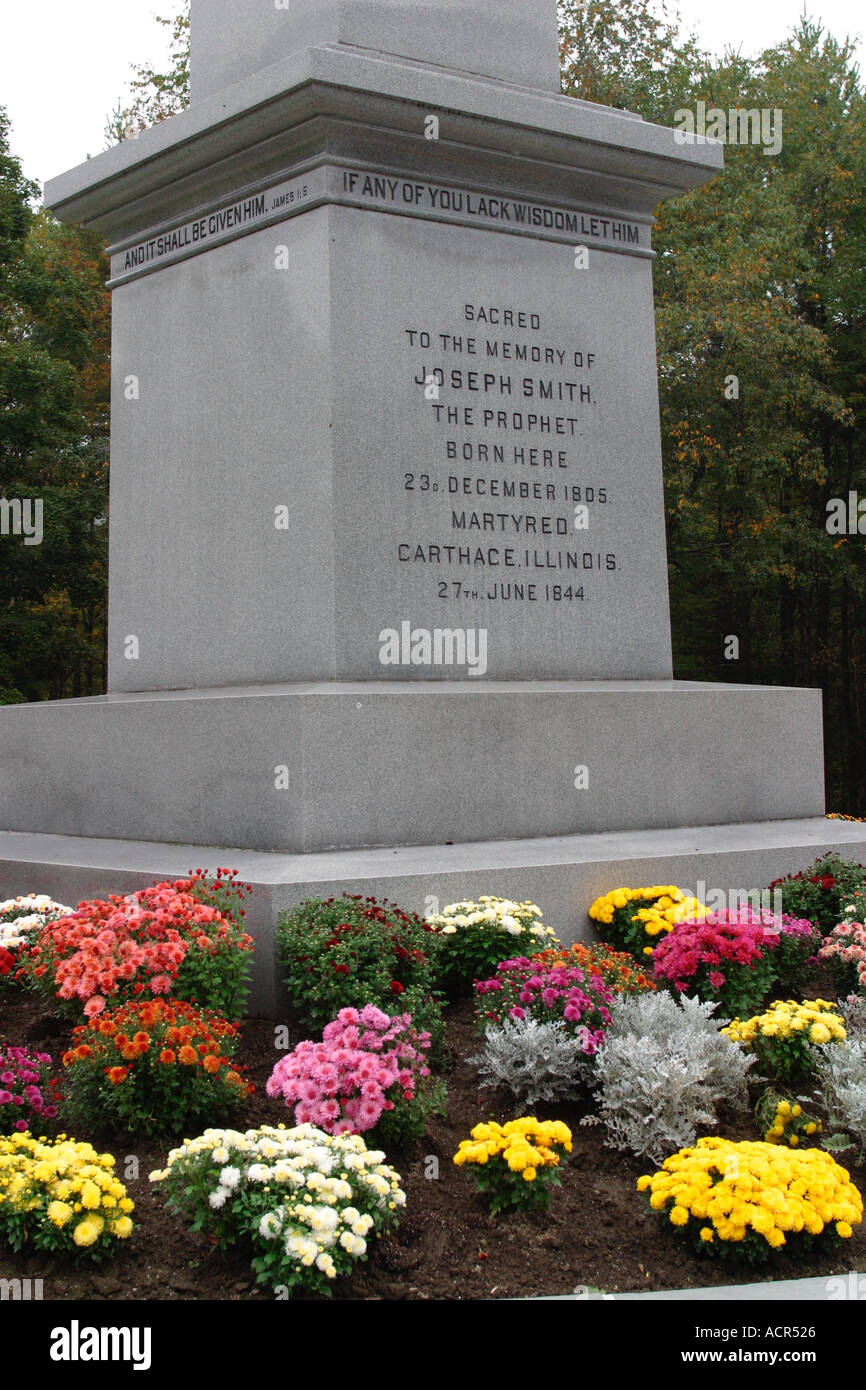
[558,0,706,121]
[0,110,109,703]
[653,22,865,807]
[105,1,190,144]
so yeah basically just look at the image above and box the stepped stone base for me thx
[0,678,824,853]
[1,818,862,1017]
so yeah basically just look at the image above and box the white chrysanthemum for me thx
[219,1166,241,1190]
[259,1213,280,1239]
[287,1235,318,1265]
[339,1231,367,1256]
[211,1147,230,1164]
[209,1189,228,1209]
[0,894,72,917]
[309,1205,339,1233]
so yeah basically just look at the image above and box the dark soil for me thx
[1,985,864,1302]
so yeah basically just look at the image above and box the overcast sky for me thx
[0,0,863,192]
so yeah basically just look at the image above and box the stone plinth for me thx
[0,679,823,853]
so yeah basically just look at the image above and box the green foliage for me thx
[61,999,252,1139]
[768,854,866,933]
[558,0,706,120]
[182,868,255,1018]
[0,110,109,702]
[276,894,444,1043]
[151,1125,405,1298]
[105,2,190,143]
[453,1117,573,1215]
[373,1075,448,1150]
[755,1090,823,1147]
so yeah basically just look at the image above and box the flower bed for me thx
[2,862,866,1301]
[1,984,865,1300]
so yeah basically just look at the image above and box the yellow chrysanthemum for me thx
[47,1200,73,1227]
[72,1214,104,1247]
[640,1138,862,1254]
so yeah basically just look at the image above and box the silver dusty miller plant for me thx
[840,994,866,1039]
[469,1016,592,1105]
[585,992,755,1164]
[813,1038,866,1159]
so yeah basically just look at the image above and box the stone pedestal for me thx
[0,679,824,852]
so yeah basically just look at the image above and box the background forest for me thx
[1,0,864,808]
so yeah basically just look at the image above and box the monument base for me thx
[0,678,824,852]
[1,819,862,1017]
